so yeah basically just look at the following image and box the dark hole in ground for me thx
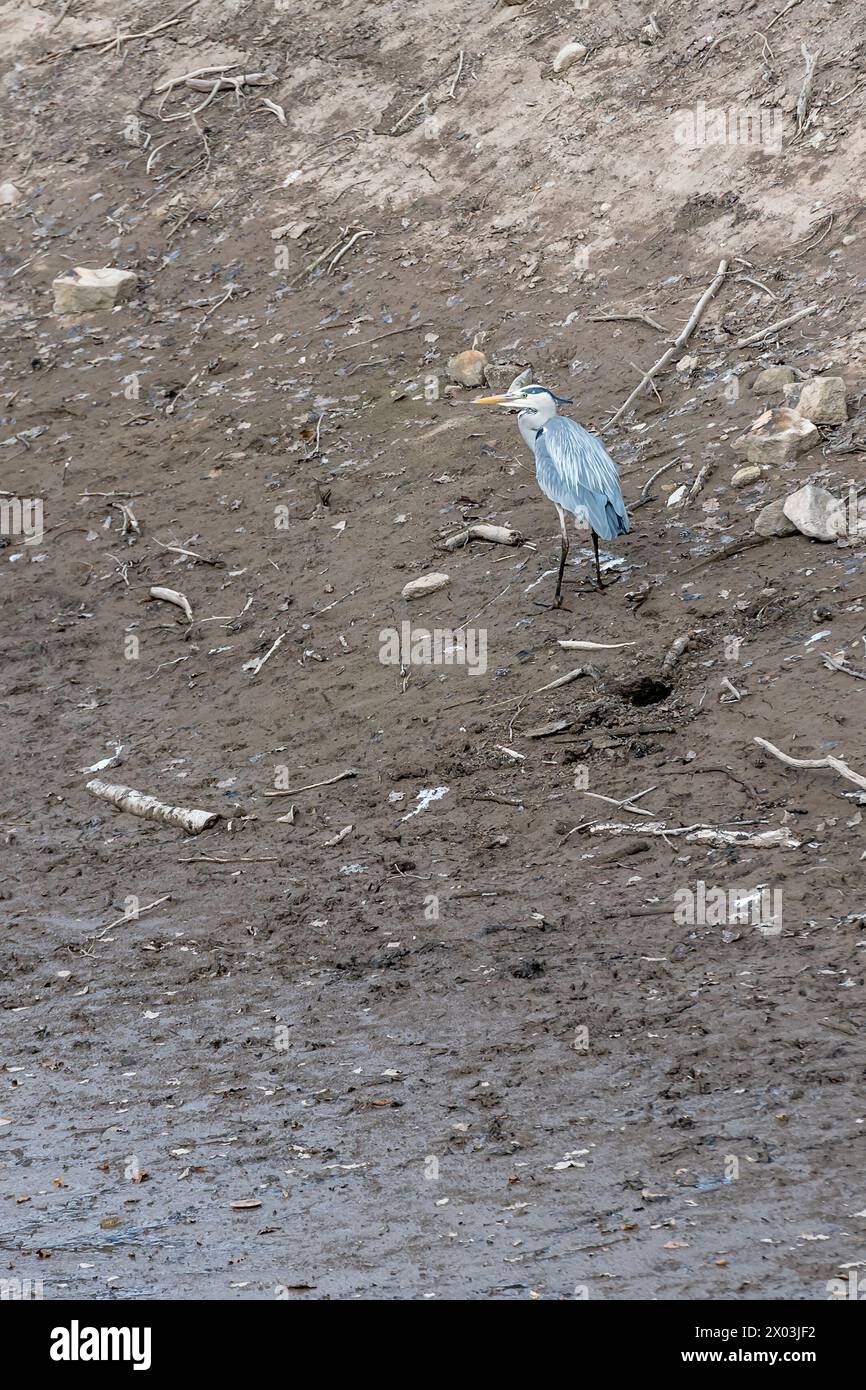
[622,677,673,707]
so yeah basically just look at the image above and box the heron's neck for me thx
[518,403,556,449]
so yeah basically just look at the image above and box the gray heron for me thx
[474,373,629,606]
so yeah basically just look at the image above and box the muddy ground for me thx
[1,0,866,1300]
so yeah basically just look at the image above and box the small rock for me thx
[0,181,20,207]
[552,42,588,74]
[53,267,138,314]
[402,572,451,601]
[484,361,529,390]
[447,349,487,388]
[677,354,698,373]
[782,375,847,424]
[753,365,795,394]
[667,484,687,507]
[754,498,797,537]
[732,465,763,488]
[731,407,818,465]
[782,484,846,542]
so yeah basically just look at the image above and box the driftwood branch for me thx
[87,779,220,833]
[607,260,727,425]
[589,820,800,849]
[754,736,866,793]
[736,303,817,348]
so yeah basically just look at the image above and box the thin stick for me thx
[767,0,802,29]
[736,274,777,299]
[94,895,171,941]
[247,631,287,677]
[264,768,359,798]
[448,50,465,99]
[639,457,679,500]
[479,667,587,713]
[755,736,866,792]
[328,228,373,273]
[590,312,667,333]
[796,43,820,135]
[821,652,866,681]
[736,302,817,348]
[331,322,432,355]
[607,260,727,425]
[178,855,281,864]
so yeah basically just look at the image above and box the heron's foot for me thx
[594,570,623,591]
[533,596,572,612]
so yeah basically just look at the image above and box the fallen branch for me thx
[481,666,588,712]
[754,736,866,793]
[607,259,727,425]
[736,302,817,348]
[589,312,667,333]
[87,779,220,834]
[443,523,521,550]
[661,632,691,677]
[265,768,358,798]
[558,639,635,651]
[589,820,801,849]
[245,631,287,678]
[796,43,820,135]
[685,534,774,573]
[821,652,866,681]
[149,584,193,623]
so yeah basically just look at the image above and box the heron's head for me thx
[474,375,572,426]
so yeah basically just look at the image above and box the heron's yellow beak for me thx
[472,394,509,405]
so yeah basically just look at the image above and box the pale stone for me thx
[677,354,698,372]
[552,42,588,74]
[53,266,138,314]
[731,407,818,465]
[783,375,847,424]
[754,498,797,537]
[732,465,763,487]
[782,484,846,542]
[447,350,487,388]
[402,572,451,601]
[753,365,795,393]
[0,181,20,207]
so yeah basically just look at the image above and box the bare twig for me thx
[331,322,432,355]
[821,652,866,681]
[589,312,667,333]
[264,768,359,798]
[796,43,820,135]
[755,735,866,792]
[607,260,728,425]
[736,302,817,347]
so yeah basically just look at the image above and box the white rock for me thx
[402,572,451,601]
[732,465,763,488]
[754,498,797,537]
[731,407,818,465]
[782,375,847,424]
[782,484,846,542]
[753,365,795,393]
[552,42,588,74]
[447,350,487,388]
[667,484,687,507]
[677,354,698,373]
[0,181,20,207]
[52,267,138,314]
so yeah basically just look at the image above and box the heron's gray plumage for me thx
[531,415,630,541]
[473,378,629,602]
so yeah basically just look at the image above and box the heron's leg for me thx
[591,530,606,591]
[554,505,569,607]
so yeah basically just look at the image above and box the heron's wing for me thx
[534,416,630,539]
